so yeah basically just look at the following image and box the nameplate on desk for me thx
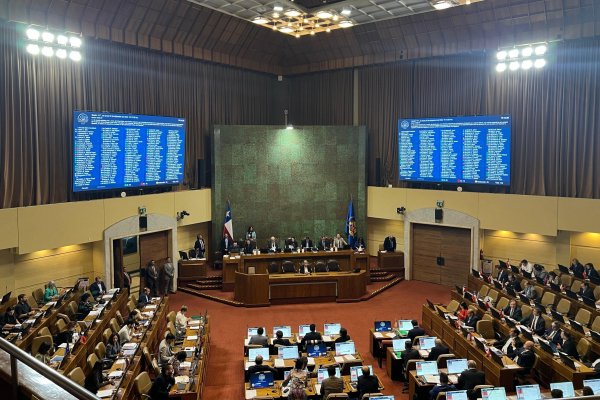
[189,325,200,330]
[373,332,384,338]
[505,364,520,369]
[180,361,192,368]
[145,304,158,310]
[122,343,138,350]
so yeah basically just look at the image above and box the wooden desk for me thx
[386,347,404,381]
[369,329,399,359]
[177,259,207,283]
[377,251,405,272]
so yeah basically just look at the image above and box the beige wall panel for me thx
[570,232,600,267]
[0,208,18,250]
[367,187,407,219]
[103,192,175,228]
[367,218,405,256]
[174,189,212,225]
[483,231,557,268]
[558,198,600,233]
[478,194,557,235]
[405,189,479,217]
[177,223,210,254]
[0,249,16,293]
[18,200,104,254]
[92,241,105,277]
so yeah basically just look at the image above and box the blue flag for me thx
[345,199,356,247]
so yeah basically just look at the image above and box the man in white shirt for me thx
[118,319,135,344]
[520,259,534,275]
[175,306,189,337]
[333,233,348,249]
[159,333,175,366]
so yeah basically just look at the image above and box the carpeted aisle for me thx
[168,280,451,400]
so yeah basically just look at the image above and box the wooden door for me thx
[113,239,124,289]
[139,231,169,268]
[411,224,471,287]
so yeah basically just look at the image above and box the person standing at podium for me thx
[222,233,232,255]
[194,235,205,258]
[383,236,396,252]
[333,233,347,249]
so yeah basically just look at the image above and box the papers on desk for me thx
[108,370,124,378]
[374,332,384,338]
[424,375,440,384]
[50,356,64,363]
[108,288,119,294]
[244,338,250,346]
[88,310,100,317]
[114,359,127,368]
[307,357,315,365]
[102,295,113,301]
[245,390,257,400]
[96,390,114,398]
[123,349,136,356]
[245,361,255,370]
[188,320,200,326]
[175,376,189,384]
[46,302,56,307]
[58,342,69,349]
[122,343,138,350]
[505,364,520,369]
[151,297,161,301]
[315,384,322,394]
[274,358,285,368]
[186,335,198,341]
[189,325,200,330]
[418,350,430,357]
[145,304,158,310]
[322,335,333,342]
[180,361,192,369]
[334,355,356,363]
[374,332,396,338]
[25,319,37,325]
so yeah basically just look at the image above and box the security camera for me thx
[176,210,190,221]
[397,207,406,215]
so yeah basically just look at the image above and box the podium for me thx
[377,251,405,271]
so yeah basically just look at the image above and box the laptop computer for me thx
[590,330,600,343]
[477,298,488,309]
[590,275,600,285]
[564,289,578,300]
[549,382,575,398]
[374,321,392,332]
[416,361,439,376]
[550,310,565,323]
[504,317,517,328]
[1,292,11,305]
[582,379,600,394]
[489,348,505,366]
[392,338,410,352]
[306,343,327,357]
[461,326,473,338]
[272,326,292,337]
[472,269,481,278]
[519,327,534,341]
[582,296,596,307]
[559,352,576,370]
[558,264,569,274]
[369,396,395,400]
[397,320,413,334]
[277,346,299,360]
[178,250,189,260]
[350,365,373,382]
[248,347,269,361]
[493,280,503,290]
[506,287,517,297]
[516,384,542,400]
[474,337,487,351]
[334,341,355,356]
[455,285,464,295]
[482,387,507,400]
[535,277,545,285]
[522,271,532,279]
[324,323,341,336]
[537,339,556,356]
[419,337,437,350]
[511,265,520,274]
[490,307,502,320]
[426,299,436,310]
[298,324,311,336]
[317,367,341,383]
[463,291,473,301]
[446,391,468,400]
[249,371,274,388]
[446,359,468,375]
[568,319,585,333]
[247,327,266,338]
[498,260,508,269]
[519,293,531,303]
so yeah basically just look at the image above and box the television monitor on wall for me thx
[73,111,185,192]
[398,115,511,186]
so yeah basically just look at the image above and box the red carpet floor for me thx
[168,280,451,399]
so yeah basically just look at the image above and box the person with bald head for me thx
[427,338,450,361]
[457,360,485,400]
[514,340,536,373]
[357,365,379,398]
[247,354,276,377]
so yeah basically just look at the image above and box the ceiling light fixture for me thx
[495,42,549,72]
[252,16,269,24]
[316,11,333,19]
[279,27,294,34]
[273,5,283,12]
[339,20,353,28]
[431,0,459,10]
[341,8,351,16]
[284,9,301,18]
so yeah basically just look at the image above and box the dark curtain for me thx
[0,21,275,208]
[288,69,353,125]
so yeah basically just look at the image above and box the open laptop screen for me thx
[481,388,507,400]
[278,346,299,360]
[446,359,468,375]
[549,382,575,398]
[393,338,410,352]
[272,326,292,337]
[248,347,269,361]
[249,371,274,388]
[335,341,356,356]
[375,321,392,332]
[306,343,327,357]
[398,320,413,331]
[247,327,266,337]
[350,365,373,382]
[583,379,600,395]
[516,384,541,400]
[419,337,437,350]
[416,361,438,376]
[298,324,312,336]
[324,323,341,336]
[446,391,468,400]
[317,367,341,383]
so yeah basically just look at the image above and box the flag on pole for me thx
[345,198,356,247]
[223,201,234,239]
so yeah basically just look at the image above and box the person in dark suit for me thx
[463,310,480,329]
[334,327,351,343]
[495,328,522,358]
[77,293,94,320]
[426,338,449,361]
[243,239,255,254]
[356,365,379,399]
[400,341,421,375]
[194,234,205,258]
[320,365,344,400]
[383,236,396,252]
[520,307,546,335]
[570,258,584,277]
[514,341,536,373]
[557,331,579,359]
[146,260,159,297]
[579,282,595,301]
[429,372,455,400]
[272,330,291,346]
[137,287,151,307]
[544,321,563,347]
[89,276,107,298]
[149,363,176,400]
[247,355,277,377]
[407,320,426,342]
[521,281,538,300]
[221,233,232,255]
[497,267,510,284]
[267,236,279,252]
[301,236,313,249]
[318,236,331,251]
[248,327,268,346]
[300,324,323,348]
[456,360,486,400]
[505,274,522,292]
[584,263,600,281]
[503,299,522,320]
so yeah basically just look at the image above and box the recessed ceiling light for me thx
[284,9,301,17]
[279,27,294,34]
[26,28,40,40]
[431,0,457,10]
[273,5,283,12]
[521,60,533,70]
[339,20,353,28]
[56,48,68,59]
[41,46,54,57]
[534,59,546,68]
[69,51,82,62]
[26,43,40,55]
[252,16,269,24]
[508,48,520,58]
[316,11,333,19]
[69,36,82,48]
[535,45,547,55]
[495,63,507,73]
[521,47,533,57]
[509,61,520,71]
[41,31,54,43]
[496,51,507,61]
[341,8,351,16]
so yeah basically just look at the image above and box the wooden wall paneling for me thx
[139,231,169,268]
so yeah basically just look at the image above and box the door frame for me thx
[403,208,480,281]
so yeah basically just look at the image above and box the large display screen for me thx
[398,115,511,185]
[73,111,185,192]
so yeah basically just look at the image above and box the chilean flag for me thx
[223,201,234,239]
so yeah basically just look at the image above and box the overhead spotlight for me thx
[332,15,339,21]
[273,4,283,12]
[69,51,82,62]
[326,27,331,33]
[508,48,519,58]
[41,31,55,43]
[295,33,300,38]
[286,125,294,130]
[41,46,54,57]
[509,61,520,71]
[26,28,40,40]
[272,12,280,18]
[69,36,82,48]
[521,47,533,57]
[26,43,40,55]
[284,9,301,17]
[431,0,458,10]
[279,27,294,33]
[310,30,315,35]
[496,50,507,61]
[535,45,547,55]
[339,20,353,28]
[316,11,333,19]
[341,8,351,16]
[521,59,533,70]
[272,25,277,30]
[56,35,69,45]
[495,63,507,72]
[252,16,269,24]
[56,48,67,59]
[303,18,309,23]
[534,58,546,69]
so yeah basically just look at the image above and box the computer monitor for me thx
[298,324,312,336]
[516,384,541,400]
[374,321,392,332]
[178,250,189,260]
[397,320,413,332]
[369,396,394,400]
[349,365,374,382]
[335,341,356,356]
[446,391,468,400]
[283,370,290,380]
[419,337,437,350]
[248,347,270,361]
[392,338,410,352]
[272,326,292,337]
[306,343,327,357]
[549,382,575,398]
[415,361,439,376]
[583,379,600,395]
[324,323,341,336]
[446,359,469,374]
[277,346,299,360]
[249,371,274,388]
[247,327,266,337]
[317,367,341,383]
[1,292,11,305]
[481,387,507,400]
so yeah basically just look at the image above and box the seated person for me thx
[318,236,331,251]
[267,236,279,252]
[299,260,312,274]
[77,293,94,320]
[159,333,175,367]
[514,340,536,373]
[502,299,522,320]
[505,274,522,292]
[579,282,595,300]
[426,338,450,361]
[333,233,348,249]
[544,321,562,347]
[533,264,548,281]
[334,327,351,343]
[221,233,232,255]
[194,235,205,258]
[407,320,426,342]
[175,306,189,337]
[463,310,480,329]
[521,281,538,300]
[584,263,600,281]
[118,319,135,344]
[320,365,344,399]
[456,360,485,400]
[248,327,268,346]
[137,287,152,307]
[149,364,176,400]
[357,365,379,399]
[14,294,37,322]
[300,324,323,349]
[429,372,455,400]
[520,307,546,335]
[570,258,584,276]
[44,281,60,303]
[285,237,298,250]
[34,341,54,365]
[229,241,241,254]
[301,236,313,249]
[170,351,188,376]
[520,259,534,275]
[0,306,18,331]
[247,355,277,376]
[106,333,121,359]
[89,276,107,298]
[456,302,469,321]
[85,360,110,393]
[497,265,510,284]
[401,341,421,375]
[354,237,366,251]
[54,321,79,347]
[556,331,579,359]
[243,239,255,254]
[495,328,522,358]
[383,236,396,252]
[272,330,291,346]
[547,271,561,286]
